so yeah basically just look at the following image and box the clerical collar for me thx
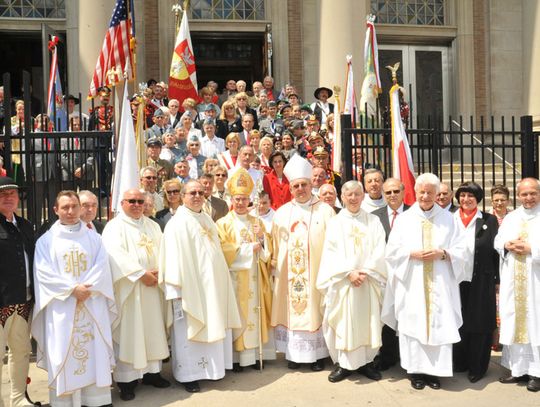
[365,195,385,207]
[234,212,249,220]
[59,221,82,233]
[293,196,316,209]
[522,205,540,219]
[420,205,435,218]
[341,207,362,218]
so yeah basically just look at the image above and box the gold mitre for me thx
[227,167,254,196]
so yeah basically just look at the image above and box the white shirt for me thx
[454,209,483,282]
[201,135,225,159]
[386,203,405,228]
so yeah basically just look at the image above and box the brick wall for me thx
[287,0,304,98]
[473,0,489,119]
[144,0,160,82]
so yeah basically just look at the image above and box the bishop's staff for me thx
[252,178,265,372]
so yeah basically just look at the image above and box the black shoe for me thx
[527,376,540,392]
[142,372,171,388]
[357,363,382,381]
[410,374,425,390]
[251,360,264,370]
[468,373,483,383]
[118,380,138,401]
[182,380,201,393]
[424,375,441,390]
[328,366,352,383]
[287,361,300,369]
[233,363,244,372]
[310,359,325,372]
[499,374,529,384]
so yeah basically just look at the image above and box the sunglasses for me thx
[124,199,145,205]
[384,190,401,195]
[166,189,181,194]
[215,173,227,177]
[187,191,205,196]
[143,176,158,180]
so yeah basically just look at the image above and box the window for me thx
[370,0,445,26]
[0,0,66,19]
[190,0,265,20]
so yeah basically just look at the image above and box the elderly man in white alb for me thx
[382,173,466,391]
[495,177,540,392]
[33,191,116,407]
[160,180,241,393]
[102,189,171,401]
[317,180,386,383]
[271,154,335,371]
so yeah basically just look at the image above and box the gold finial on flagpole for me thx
[172,2,183,35]
[106,66,122,88]
[385,62,400,85]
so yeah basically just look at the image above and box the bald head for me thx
[121,189,145,219]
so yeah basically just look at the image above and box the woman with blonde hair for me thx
[259,136,274,174]
[156,178,183,229]
[181,97,200,124]
[211,165,231,205]
[203,158,219,174]
[218,132,240,171]
[217,100,242,139]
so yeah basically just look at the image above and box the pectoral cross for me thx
[138,233,154,258]
[350,226,365,254]
[198,357,208,368]
[247,322,255,331]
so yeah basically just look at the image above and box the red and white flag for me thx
[389,84,416,205]
[88,0,133,98]
[343,55,359,126]
[168,12,198,104]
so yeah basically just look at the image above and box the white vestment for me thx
[250,208,275,233]
[382,203,466,376]
[101,213,170,382]
[32,221,116,405]
[160,205,242,382]
[494,205,540,376]
[317,209,387,370]
[360,195,386,213]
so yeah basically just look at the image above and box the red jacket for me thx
[263,170,292,210]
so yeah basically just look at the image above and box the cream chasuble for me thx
[217,211,276,365]
[32,221,117,397]
[101,213,170,371]
[317,209,387,370]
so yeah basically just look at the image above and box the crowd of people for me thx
[1,78,540,407]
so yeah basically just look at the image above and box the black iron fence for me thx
[1,71,113,229]
[341,113,540,211]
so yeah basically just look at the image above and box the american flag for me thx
[89,0,133,98]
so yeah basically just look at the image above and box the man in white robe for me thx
[317,180,386,383]
[102,189,171,401]
[160,180,241,393]
[32,191,116,407]
[360,168,386,213]
[271,154,335,371]
[495,177,540,392]
[217,169,275,371]
[383,173,466,390]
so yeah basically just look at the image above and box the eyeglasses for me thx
[143,176,158,180]
[187,191,205,196]
[190,143,200,147]
[384,190,401,195]
[215,173,227,177]
[124,199,145,205]
[166,189,181,194]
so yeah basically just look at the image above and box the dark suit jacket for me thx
[209,196,229,222]
[216,118,242,140]
[372,204,410,242]
[460,212,499,333]
[237,107,259,130]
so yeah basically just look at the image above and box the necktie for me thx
[203,200,212,217]
[390,210,398,229]
[160,128,164,135]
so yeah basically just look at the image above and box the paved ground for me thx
[3,352,538,406]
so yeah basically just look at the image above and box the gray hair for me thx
[140,166,158,177]
[363,168,384,180]
[341,180,364,194]
[383,177,405,191]
[517,177,540,192]
[181,179,204,196]
[78,190,97,200]
[414,173,440,193]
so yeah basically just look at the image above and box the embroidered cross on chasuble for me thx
[514,221,529,344]
[422,219,434,340]
[137,233,155,258]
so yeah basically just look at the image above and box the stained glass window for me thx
[370,0,445,26]
[190,0,265,20]
[0,0,66,19]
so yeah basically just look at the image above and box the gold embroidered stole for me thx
[422,219,434,340]
[514,221,529,344]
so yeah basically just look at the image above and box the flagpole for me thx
[127,0,137,93]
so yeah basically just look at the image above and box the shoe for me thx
[328,366,352,383]
[142,372,171,388]
[251,360,264,370]
[357,363,382,381]
[182,380,201,393]
[287,361,300,369]
[118,380,138,401]
[310,359,325,372]
[410,374,425,390]
[499,374,529,384]
[424,375,441,390]
[527,376,540,392]
[468,373,483,383]
[233,363,244,372]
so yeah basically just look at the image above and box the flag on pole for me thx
[389,84,416,205]
[111,80,139,214]
[47,36,67,131]
[135,97,147,169]
[360,14,381,118]
[332,88,342,173]
[343,55,359,126]
[89,0,134,98]
[168,11,198,104]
